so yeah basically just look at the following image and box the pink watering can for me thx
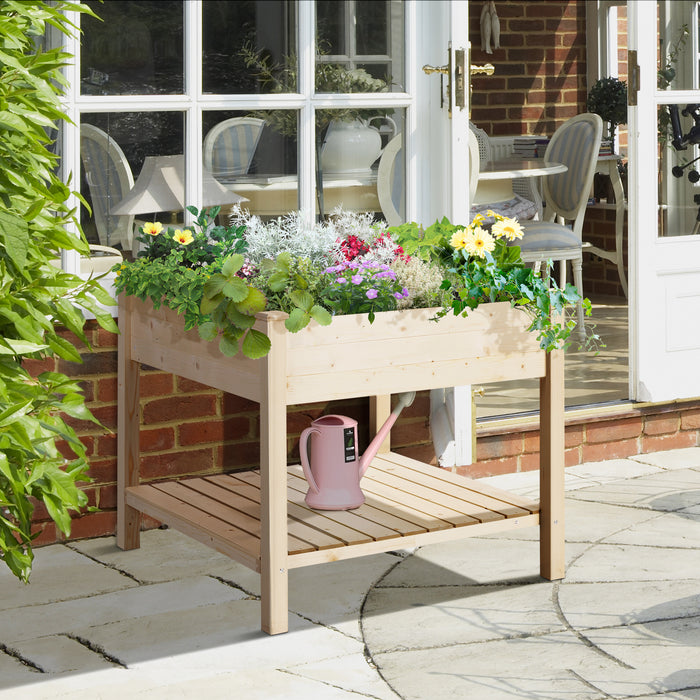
[299,392,416,510]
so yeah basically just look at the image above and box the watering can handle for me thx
[368,116,397,142]
[299,427,321,494]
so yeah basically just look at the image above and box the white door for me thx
[413,2,474,465]
[629,1,700,401]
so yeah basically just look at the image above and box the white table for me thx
[221,172,379,217]
[474,158,567,205]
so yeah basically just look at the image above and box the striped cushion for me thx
[516,221,579,251]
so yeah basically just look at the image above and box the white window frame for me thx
[60,0,416,297]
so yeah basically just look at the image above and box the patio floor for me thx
[2,447,700,699]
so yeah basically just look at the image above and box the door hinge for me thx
[628,50,640,107]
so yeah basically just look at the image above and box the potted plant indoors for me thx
[587,76,628,146]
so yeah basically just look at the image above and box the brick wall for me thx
[469,0,588,137]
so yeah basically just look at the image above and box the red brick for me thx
[586,416,642,444]
[582,438,640,463]
[395,444,439,466]
[681,408,700,430]
[141,448,214,480]
[140,372,175,397]
[68,511,117,541]
[222,392,261,414]
[95,327,118,348]
[86,458,117,485]
[176,376,214,393]
[388,419,430,448]
[31,521,62,547]
[140,427,175,453]
[23,356,56,377]
[476,433,523,461]
[96,434,117,459]
[565,446,582,467]
[97,377,117,403]
[58,350,117,378]
[565,425,584,449]
[179,417,250,446]
[459,457,519,479]
[523,431,539,453]
[643,413,680,436]
[520,452,541,472]
[641,432,698,454]
[142,395,217,424]
[97,484,117,510]
[219,440,262,470]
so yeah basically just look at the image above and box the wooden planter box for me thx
[118,295,565,635]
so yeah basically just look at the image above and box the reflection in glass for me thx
[204,110,298,219]
[658,104,700,237]
[81,1,183,95]
[657,1,691,92]
[316,0,404,90]
[203,0,297,94]
[80,113,184,252]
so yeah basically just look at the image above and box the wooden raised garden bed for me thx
[117,295,565,635]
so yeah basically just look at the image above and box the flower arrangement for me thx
[113,206,596,360]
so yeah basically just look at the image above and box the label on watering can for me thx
[344,427,356,463]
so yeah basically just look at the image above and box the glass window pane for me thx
[315,0,404,93]
[80,113,184,255]
[317,109,405,223]
[204,110,298,219]
[203,0,297,94]
[81,1,183,95]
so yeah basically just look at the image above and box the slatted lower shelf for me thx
[125,452,540,571]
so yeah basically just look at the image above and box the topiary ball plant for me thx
[587,77,628,145]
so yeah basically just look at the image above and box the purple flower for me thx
[336,277,347,284]
[374,270,395,279]
[401,287,409,297]
[351,274,364,285]
[324,265,339,274]
[394,291,404,299]
[366,288,378,299]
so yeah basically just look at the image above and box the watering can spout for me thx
[359,391,416,476]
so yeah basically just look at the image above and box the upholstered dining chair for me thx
[203,117,265,181]
[516,112,603,333]
[377,134,404,226]
[80,123,136,251]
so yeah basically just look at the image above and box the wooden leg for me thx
[259,313,289,635]
[539,349,565,580]
[370,395,391,454]
[117,295,142,550]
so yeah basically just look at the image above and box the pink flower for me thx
[366,289,378,299]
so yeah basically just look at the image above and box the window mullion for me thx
[299,0,315,220]
[184,0,201,225]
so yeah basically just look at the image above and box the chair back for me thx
[543,113,602,228]
[203,117,265,180]
[469,122,491,170]
[377,134,404,227]
[80,124,135,249]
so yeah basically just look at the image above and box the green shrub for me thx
[0,0,117,581]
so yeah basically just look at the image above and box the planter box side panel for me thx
[285,303,545,403]
[128,299,263,402]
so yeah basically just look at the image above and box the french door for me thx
[628,1,700,400]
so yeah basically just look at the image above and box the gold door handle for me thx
[422,64,449,76]
[471,63,495,76]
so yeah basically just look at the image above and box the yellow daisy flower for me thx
[471,213,486,227]
[173,229,194,245]
[491,217,524,241]
[464,226,495,258]
[449,228,469,250]
[143,221,163,236]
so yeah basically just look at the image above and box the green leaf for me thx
[309,305,333,326]
[290,289,314,311]
[203,274,226,299]
[219,334,240,357]
[222,276,248,302]
[0,211,28,269]
[225,303,256,329]
[0,338,47,355]
[241,328,272,359]
[197,321,218,341]
[284,307,310,333]
[236,286,266,316]
[221,254,244,277]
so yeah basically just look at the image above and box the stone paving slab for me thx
[0,577,246,646]
[0,546,135,612]
[7,635,115,675]
[362,582,563,650]
[632,446,700,470]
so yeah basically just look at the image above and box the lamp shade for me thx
[112,155,247,215]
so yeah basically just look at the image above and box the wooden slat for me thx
[284,469,446,533]
[284,471,420,539]
[382,452,540,512]
[208,474,378,546]
[373,455,536,518]
[125,485,265,568]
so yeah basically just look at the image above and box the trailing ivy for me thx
[0,0,117,581]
